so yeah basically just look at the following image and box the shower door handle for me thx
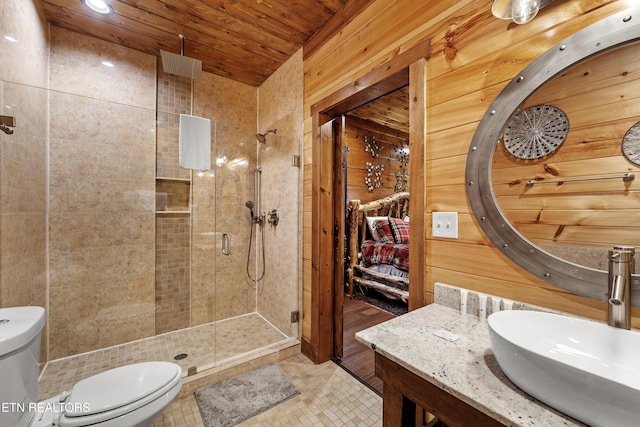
[222,233,231,256]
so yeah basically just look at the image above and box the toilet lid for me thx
[64,361,181,418]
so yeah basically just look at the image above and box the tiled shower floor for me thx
[38,313,294,400]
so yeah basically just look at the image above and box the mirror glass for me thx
[491,40,640,272]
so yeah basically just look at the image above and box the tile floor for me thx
[38,312,382,426]
[152,353,382,427]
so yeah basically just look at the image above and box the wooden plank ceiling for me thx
[347,86,409,133]
[38,0,367,87]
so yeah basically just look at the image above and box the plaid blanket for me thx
[360,240,409,272]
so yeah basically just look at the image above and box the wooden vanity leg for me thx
[382,383,418,427]
[382,383,404,427]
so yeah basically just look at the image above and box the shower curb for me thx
[176,339,300,400]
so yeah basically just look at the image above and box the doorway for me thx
[338,86,411,393]
[307,38,429,367]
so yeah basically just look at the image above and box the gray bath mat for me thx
[195,364,300,427]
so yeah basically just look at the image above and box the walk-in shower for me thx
[1,69,298,389]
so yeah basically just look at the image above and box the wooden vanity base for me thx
[375,353,504,427]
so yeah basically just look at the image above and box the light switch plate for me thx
[432,212,458,239]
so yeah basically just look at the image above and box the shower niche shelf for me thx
[155,177,191,213]
[156,210,191,214]
[156,177,191,182]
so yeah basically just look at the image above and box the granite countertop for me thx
[355,304,584,427]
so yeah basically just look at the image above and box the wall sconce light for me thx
[492,0,553,24]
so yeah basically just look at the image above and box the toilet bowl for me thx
[0,306,183,427]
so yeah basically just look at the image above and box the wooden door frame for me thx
[305,38,430,364]
[333,116,346,360]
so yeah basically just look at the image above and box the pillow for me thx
[365,216,386,241]
[372,219,394,242]
[389,217,410,244]
[365,216,393,242]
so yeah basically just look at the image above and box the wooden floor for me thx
[339,296,395,394]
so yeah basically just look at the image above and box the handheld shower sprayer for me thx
[245,200,263,223]
[245,201,255,220]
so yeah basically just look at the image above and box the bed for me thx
[346,192,410,303]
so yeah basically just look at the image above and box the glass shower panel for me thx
[258,131,301,340]
[47,88,157,359]
[189,125,218,330]
[212,134,297,364]
[0,82,48,353]
[213,134,258,363]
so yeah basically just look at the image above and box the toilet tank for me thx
[0,306,46,427]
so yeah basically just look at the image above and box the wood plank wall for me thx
[345,115,409,204]
[302,0,637,343]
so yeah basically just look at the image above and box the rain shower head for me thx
[256,129,277,144]
[160,34,202,80]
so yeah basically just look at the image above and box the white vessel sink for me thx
[488,310,640,427]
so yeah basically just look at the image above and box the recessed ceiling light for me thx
[82,0,113,15]
[101,61,114,67]
[4,36,18,43]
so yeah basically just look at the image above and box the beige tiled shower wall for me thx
[0,0,48,87]
[0,83,48,343]
[155,65,192,334]
[156,66,191,181]
[0,0,50,362]
[256,50,303,337]
[155,214,191,333]
[47,27,157,359]
[156,62,260,333]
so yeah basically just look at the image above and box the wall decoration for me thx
[394,145,409,192]
[365,162,384,192]
[501,104,569,159]
[364,135,381,158]
[622,121,640,167]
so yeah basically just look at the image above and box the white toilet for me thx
[0,306,182,427]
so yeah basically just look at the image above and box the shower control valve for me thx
[267,209,279,227]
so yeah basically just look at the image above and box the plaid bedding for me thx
[388,218,409,243]
[360,240,409,272]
